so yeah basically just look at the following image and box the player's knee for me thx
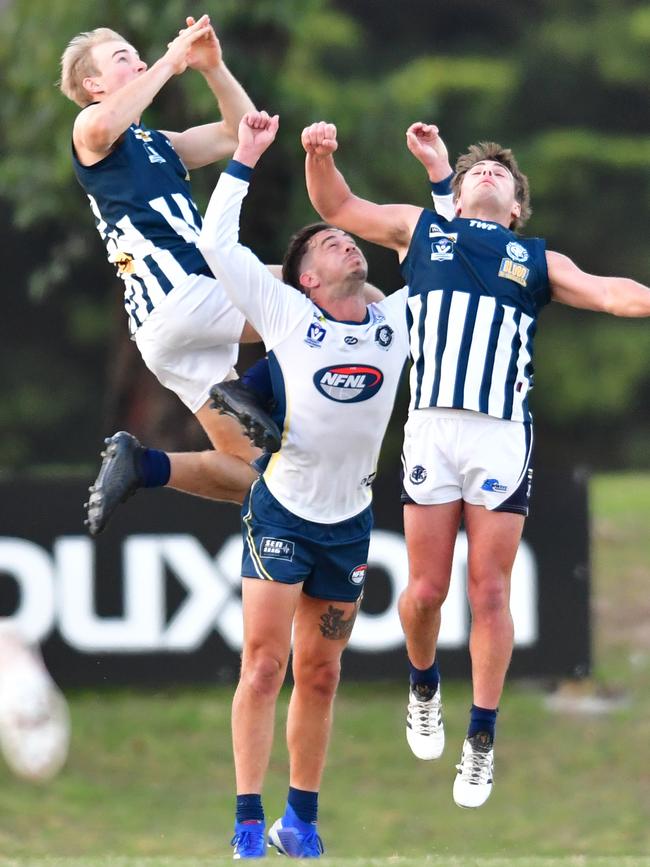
[241,650,286,698]
[405,578,447,613]
[294,658,341,700]
[468,576,510,618]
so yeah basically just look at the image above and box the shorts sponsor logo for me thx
[314,365,383,403]
[498,257,529,287]
[349,564,367,585]
[375,324,394,350]
[260,537,295,561]
[506,241,529,263]
[409,465,427,485]
[305,318,327,348]
[481,478,508,493]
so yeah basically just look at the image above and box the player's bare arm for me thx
[405,122,454,184]
[302,121,420,258]
[160,16,255,169]
[73,16,214,165]
[547,251,650,317]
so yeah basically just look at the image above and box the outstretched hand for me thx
[183,15,223,73]
[234,111,280,167]
[301,122,338,157]
[163,14,215,76]
[406,122,453,182]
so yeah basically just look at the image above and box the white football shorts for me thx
[401,407,533,515]
[134,273,246,412]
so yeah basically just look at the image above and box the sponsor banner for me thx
[0,468,589,686]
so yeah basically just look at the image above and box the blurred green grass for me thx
[0,474,648,862]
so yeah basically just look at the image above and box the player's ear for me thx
[299,271,318,291]
[83,76,102,96]
[511,200,521,221]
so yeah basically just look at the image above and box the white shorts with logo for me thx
[134,273,246,412]
[401,407,533,515]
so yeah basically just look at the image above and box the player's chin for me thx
[349,262,368,281]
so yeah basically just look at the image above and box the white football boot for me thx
[453,732,494,808]
[406,682,445,760]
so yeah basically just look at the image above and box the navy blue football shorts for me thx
[241,477,372,602]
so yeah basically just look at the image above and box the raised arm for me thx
[547,251,650,317]
[161,16,255,169]
[198,111,308,343]
[73,16,215,164]
[405,122,456,222]
[302,122,421,258]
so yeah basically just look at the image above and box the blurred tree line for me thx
[0,0,648,477]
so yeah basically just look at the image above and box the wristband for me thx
[430,171,454,196]
[226,159,254,182]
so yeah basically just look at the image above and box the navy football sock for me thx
[409,659,440,692]
[467,704,498,740]
[288,786,318,824]
[139,447,171,488]
[236,793,264,824]
[241,356,274,407]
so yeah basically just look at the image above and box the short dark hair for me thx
[282,222,332,290]
[452,141,531,231]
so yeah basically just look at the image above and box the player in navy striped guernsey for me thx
[60,16,275,533]
[303,119,650,809]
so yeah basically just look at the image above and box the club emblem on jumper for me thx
[498,257,529,287]
[314,364,383,403]
[375,324,394,350]
[110,250,136,276]
[409,465,427,485]
[506,241,529,263]
[305,318,327,348]
[348,564,367,585]
[133,128,165,164]
[133,128,153,143]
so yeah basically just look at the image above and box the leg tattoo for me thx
[319,604,358,641]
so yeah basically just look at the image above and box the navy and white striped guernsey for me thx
[401,208,551,424]
[73,121,213,334]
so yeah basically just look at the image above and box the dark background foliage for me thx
[1,0,648,474]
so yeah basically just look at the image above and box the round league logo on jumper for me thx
[314,365,384,402]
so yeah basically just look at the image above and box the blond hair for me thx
[452,141,531,231]
[60,28,126,107]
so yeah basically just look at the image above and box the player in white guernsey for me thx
[195,111,412,859]
[304,120,650,810]
[60,17,276,533]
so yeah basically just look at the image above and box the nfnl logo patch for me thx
[260,537,295,561]
[348,564,367,585]
[314,365,383,403]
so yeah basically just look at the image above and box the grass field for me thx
[0,474,648,865]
